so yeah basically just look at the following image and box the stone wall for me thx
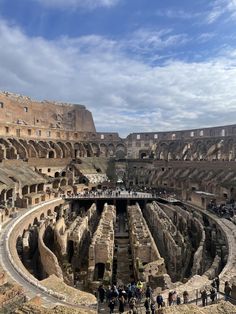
[127,203,167,285]
[0,91,96,133]
[88,203,116,284]
[38,221,63,279]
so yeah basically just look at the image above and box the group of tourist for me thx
[97,281,190,313]
[208,199,236,222]
[200,278,233,306]
[200,277,220,307]
[97,281,156,313]
[97,277,234,312]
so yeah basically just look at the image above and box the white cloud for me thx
[30,0,119,9]
[156,9,201,20]
[206,0,236,23]
[122,29,189,57]
[0,20,236,136]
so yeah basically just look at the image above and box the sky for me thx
[0,0,236,137]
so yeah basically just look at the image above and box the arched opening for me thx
[0,189,6,203]
[48,151,55,158]
[61,171,66,177]
[94,263,105,281]
[54,172,60,178]
[79,176,88,184]
[6,189,13,199]
[38,183,44,192]
[30,184,37,193]
[53,180,60,189]
[47,209,52,216]
[140,152,147,159]
[22,185,29,195]
[60,179,67,187]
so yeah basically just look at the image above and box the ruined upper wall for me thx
[0,91,96,133]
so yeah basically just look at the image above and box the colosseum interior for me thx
[0,91,236,313]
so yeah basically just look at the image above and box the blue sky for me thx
[0,0,236,136]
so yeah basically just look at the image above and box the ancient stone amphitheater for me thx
[0,91,236,313]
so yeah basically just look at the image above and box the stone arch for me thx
[57,142,68,158]
[48,150,55,159]
[0,189,6,202]
[83,143,93,157]
[22,185,29,195]
[60,178,67,187]
[8,138,28,160]
[49,142,63,158]
[29,140,47,158]
[30,184,37,193]
[53,180,60,189]
[99,143,108,157]
[91,143,100,157]
[65,142,74,158]
[20,140,37,158]
[107,143,115,157]
[139,151,148,159]
[6,145,17,160]
[158,143,168,160]
[116,143,126,159]
[6,188,13,199]
[74,143,86,158]
[37,183,44,192]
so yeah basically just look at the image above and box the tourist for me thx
[224,281,232,301]
[118,295,125,313]
[144,297,151,314]
[215,276,220,292]
[111,284,119,299]
[98,284,106,303]
[150,300,156,314]
[172,291,177,305]
[156,293,164,309]
[136,280,143,301]
[176,294,181,305]
[200,288,208,307]
[168,291,173,306]
[108,297,116,314]
[183,290,189,304]
[210,287,216,303]
[145,284,152,298]
[129,296,137,313]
